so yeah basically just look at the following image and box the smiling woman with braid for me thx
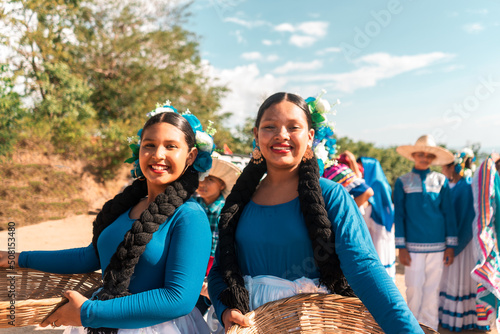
[0,103,214,333]
[207,92,424,333]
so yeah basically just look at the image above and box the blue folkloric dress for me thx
[439,177,489,331]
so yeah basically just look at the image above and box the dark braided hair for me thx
[218,92,354,314]
[88,112,199,334]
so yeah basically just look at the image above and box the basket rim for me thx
[227,293,438,334]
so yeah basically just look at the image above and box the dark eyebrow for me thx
[141,137,182,145]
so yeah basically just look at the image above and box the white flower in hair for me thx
[462,148,474,157]
[464,169,472,178]
[314,139,328,162]
[316,98,331,113]
[195,130,214,152]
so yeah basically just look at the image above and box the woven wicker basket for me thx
[0,267,102,327]
[227,293,438,333]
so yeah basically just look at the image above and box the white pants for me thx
[405,251,444,331]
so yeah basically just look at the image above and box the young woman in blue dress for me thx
[207,92,424,333]
[0,104,213,333]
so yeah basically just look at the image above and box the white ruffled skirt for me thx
[361,205,396,280]
[438,241,487,331]
[63,307,210,334]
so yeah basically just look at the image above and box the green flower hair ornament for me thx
[125,100,217,180]
[305,90,340,175]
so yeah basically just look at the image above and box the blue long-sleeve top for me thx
[394,168,458,253]
[19,199,211,329]
[450,177,475,255]
[207,177,423,334]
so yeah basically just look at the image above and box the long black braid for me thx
[217,92,354,314]
[87,112,199,334]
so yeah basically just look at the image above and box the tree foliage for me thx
[0,0,228,178]
[0,64,25,155]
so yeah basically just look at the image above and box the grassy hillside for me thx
[0,152,130,230]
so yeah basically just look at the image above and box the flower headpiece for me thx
[125,100,216,180]
[305,90,340,175]
[453,148,476,179]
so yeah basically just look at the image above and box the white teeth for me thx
[273,146,291,150]
[151,165,167,170]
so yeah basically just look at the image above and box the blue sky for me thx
[188,0,500,153]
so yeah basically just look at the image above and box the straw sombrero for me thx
[396,135,454,166]
[208,156,241,198]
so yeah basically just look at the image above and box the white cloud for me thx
[441,64,464,72]
[275,23,295,33]
[289,35,316,47]
[274,21,329,47]
[275,21,329,36]
[463,23,484,33]
[316,47,342,56]
[266,54,279,62]
[273,60,323,74]
[262,39,273,46]
[231,30,245,44]
[286,52,454,93]
[474,114,500,126]
[241,52,279,62]
[205,62,287,125]
[224,17,269,29]
[297,21,328,37]
[241,52,262,61]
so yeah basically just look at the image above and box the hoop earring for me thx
[252,146,263,164]
[302,147,314,162]
[181,163,190,176]
[133,167,145,180]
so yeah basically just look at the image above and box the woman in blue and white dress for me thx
[207,92,424,333]
[0,104,213,333]
[439,149,487,331]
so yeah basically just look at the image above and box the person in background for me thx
[323,150,374,208]
[194,154,241,316]
[471,153,500,333]
[439,148,487,331]
[0,102,213,334]
[395,134,457,330]
[357,157,396,281]
[208,92,424,333]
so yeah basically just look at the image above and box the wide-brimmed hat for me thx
[208,156,241,198]
[396,135,454,166]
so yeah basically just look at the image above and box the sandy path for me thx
[0,215,497,333]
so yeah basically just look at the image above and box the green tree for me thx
[1,0,230,178]
[0,64,26,156]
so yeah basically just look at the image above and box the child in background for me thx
[194,155,241,316]
[395,134,457,330]
[471,154,500,332]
